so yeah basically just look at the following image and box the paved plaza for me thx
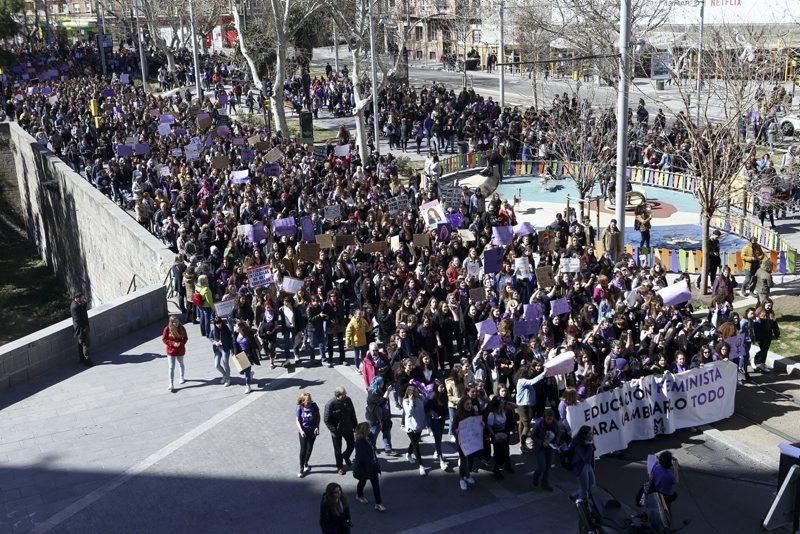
[0,320,584,533]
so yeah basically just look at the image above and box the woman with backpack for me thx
[364,377,394,455]
[352,422,386,512]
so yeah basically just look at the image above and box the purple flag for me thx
[447,212,463,229]
[301,216,316,242]
[483,248,503,274]
[492,225,514,246]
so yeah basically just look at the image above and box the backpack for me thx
[192,292,203,307]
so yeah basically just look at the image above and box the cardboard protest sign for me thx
[299,243,321,262]
[255,141,271,152]
[457,416,485,456]
[483,248,503,274]
[419,200,448,230]
[334,144,350,157]
[362,241,389,254]
[468,287,487,302]
[214,300,236,317]
[264,146,284,163]
[247,266,270,288]
[248,135,261,146]
[158,165,171,177]
[439,185,463,210]
[726,334,747,360]
[230,169,250,184]
[412,233,430,248]
[212,156,230,170]
[316,234,335,249]
[535,266,555,288]
[545,351,576,377]
[560,257,581,273]
[273,217,297,237]
[324,204,342,221]
[334,234,357,247]
[458,229,476,242]
[514,257,532,278]
[389,235,401,252]
[196,114,212,130]
[386,195,410,215]
[550,297,570,316]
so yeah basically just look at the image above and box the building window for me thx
[428,21,437,41]
[72,3,79,12]
[86,2,92,12]
[415,26,422,41]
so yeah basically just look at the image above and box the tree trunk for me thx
[351,48,369,162]
[700,211,711,295]
[269,0,289,136]
[579,189,586,220]
[232,6,262,90]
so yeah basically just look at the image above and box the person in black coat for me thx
[352,422,386,511]
[324,386,358,474]
[319,482,351,534]
[70,293,93,366]
[211,317,234,385]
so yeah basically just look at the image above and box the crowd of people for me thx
[13,40,777,529]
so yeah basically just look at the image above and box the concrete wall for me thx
[0,285,167,391]
[7,122,174,308]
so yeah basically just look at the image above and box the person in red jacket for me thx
[162,316,188,392]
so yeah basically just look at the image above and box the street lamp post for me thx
[188,0,203,101]
[96,0,107,76]
[615,0,631,243]
[133,1,148,93]
[695,0,705,125]
[498,0,505,108]
[333,23,340,74]
[368,0,381,156]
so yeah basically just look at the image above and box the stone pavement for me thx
[0,319,585,533]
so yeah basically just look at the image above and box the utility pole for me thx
[96,0,107,76]
[133,1,148,93]
[333,23,339,74]
[368,0,381,156]
[615,0,631,244]
[189,0,203,100]
[695,0,705,125]
[498,0,505,108]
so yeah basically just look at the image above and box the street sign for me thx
[650,52,672,81]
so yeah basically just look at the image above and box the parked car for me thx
[779,114,800,136]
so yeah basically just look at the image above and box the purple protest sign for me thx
[174,128,187,137]
[133,143,150,155]
[550,297,570,316]
[101,88,115,98]
[149,108,160,118]
[272,217,297,237]
[513,221,536,237]
[447,212,463,229]
[657,282,692,307]
[232,137,245,146]
[301,216,316,243]
[219,94,229,106]
[514,319,539,338]
[250,221,267,243]
[263,162,281,176]
[437,223,451,243]
[483,248,503,274]
[240,148,255,164]
[524,303,543,323]
[492,226,514,246]
[217,125,231,137]
[160,114,175,124]
[116,144,133,157]
[475,318,498,337]
[480,334,502,351]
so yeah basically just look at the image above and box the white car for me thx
[779,115,800,137]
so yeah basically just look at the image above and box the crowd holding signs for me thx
[7,41,781,503]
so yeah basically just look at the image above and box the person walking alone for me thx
[70,293,93,366]
[162,316,188,392]
[295,392,320,478]
[325,387,358,475]
[352,422,386,512]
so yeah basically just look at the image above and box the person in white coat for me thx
[402,386,428,476]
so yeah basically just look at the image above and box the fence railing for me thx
[440,152,797,273]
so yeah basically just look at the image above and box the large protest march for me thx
[6,37,786,528]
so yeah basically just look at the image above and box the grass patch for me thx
[735,295,800,361]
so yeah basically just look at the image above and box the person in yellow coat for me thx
[345,308,370,371]
[740,237,764,296]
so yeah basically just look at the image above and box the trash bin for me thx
[778,443,800,491]
[656,80,665,91]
